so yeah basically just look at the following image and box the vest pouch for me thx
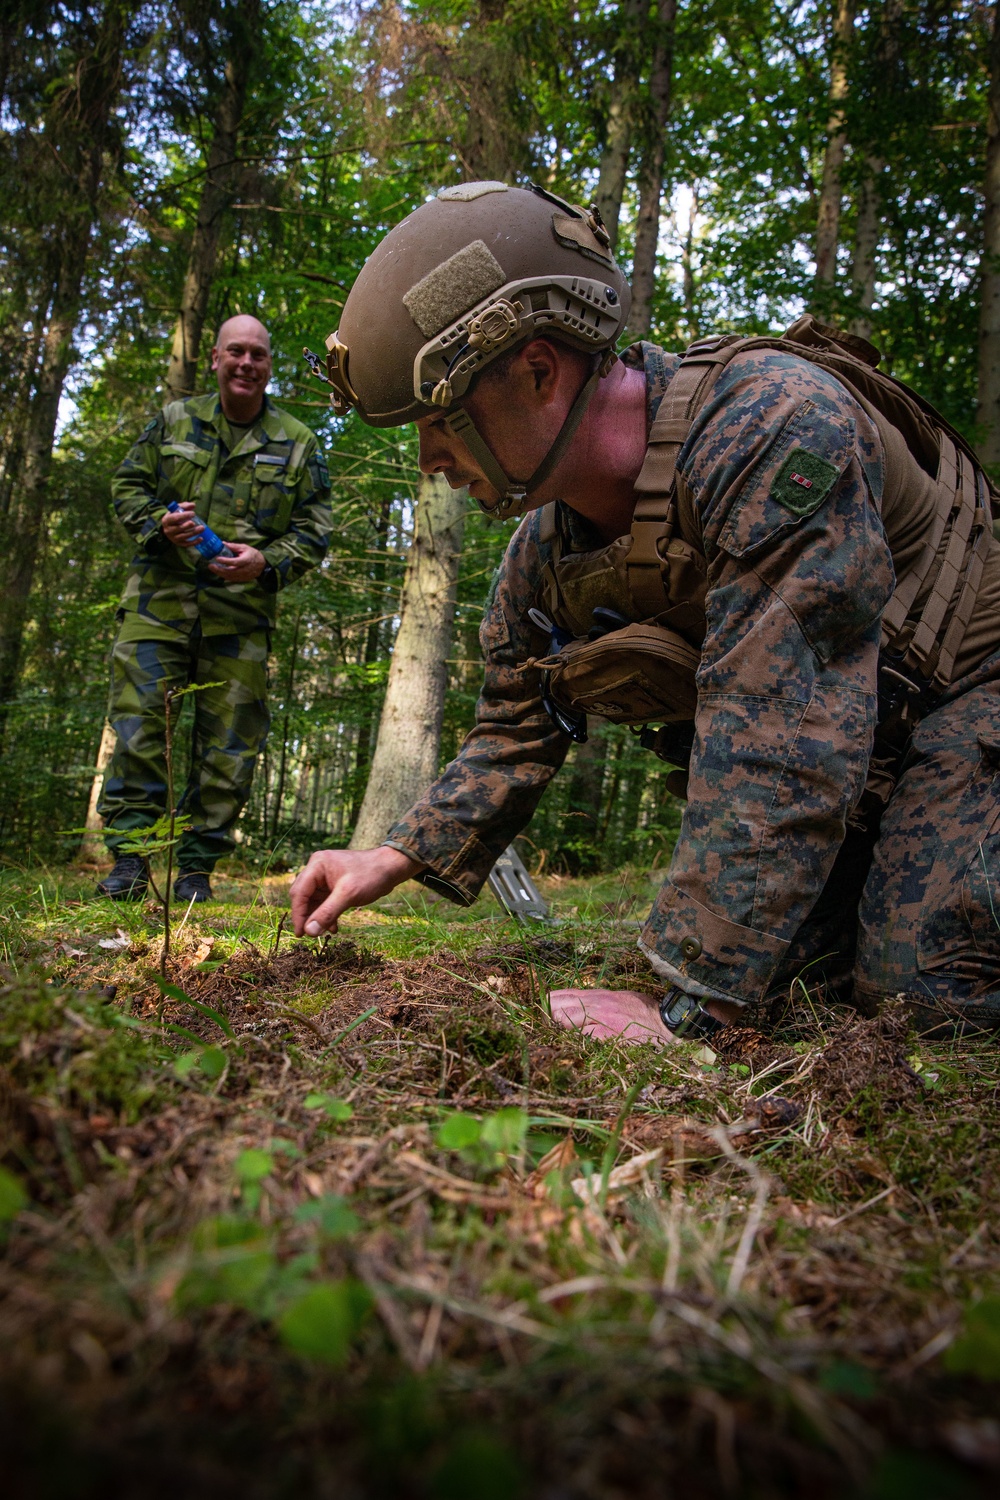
[542,622,700,725]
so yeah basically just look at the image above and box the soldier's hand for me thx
[290,846,425,937]
[162,502,205,547]
[208,542,267,582]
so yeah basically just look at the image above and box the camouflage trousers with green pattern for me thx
[98,610,270,871]
[770,645,1000,1031]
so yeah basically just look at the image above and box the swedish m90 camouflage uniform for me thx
[99,393,331,871]
[384,343,1000,1029]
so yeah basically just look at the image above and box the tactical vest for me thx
[534,316,997,757]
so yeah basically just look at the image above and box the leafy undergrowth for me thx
[1,864,999,1498]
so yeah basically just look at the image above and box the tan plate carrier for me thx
[538,315,996,733]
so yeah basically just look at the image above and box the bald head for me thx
[214,314,271,354]
[211,315,273,423]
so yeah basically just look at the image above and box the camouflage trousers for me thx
[772,646,1000,1029]
[98,611,270,871]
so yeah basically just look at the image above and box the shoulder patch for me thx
[771,447,840,517]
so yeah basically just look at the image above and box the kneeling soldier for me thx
[291,182,1000,1041]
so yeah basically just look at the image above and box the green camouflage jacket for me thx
[112,393,332,635]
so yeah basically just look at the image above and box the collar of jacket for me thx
[184,393,294,457]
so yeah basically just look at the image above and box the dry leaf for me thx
[571,1147,664,1206]
[98,928,131,951]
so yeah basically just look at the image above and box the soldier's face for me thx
[416,339,575,508]
[212,318,272,415]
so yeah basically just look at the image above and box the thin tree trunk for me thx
[164,5,256,401]
[977,1,1000,468]
[848,3,901,341]
[593,0,645,251]
[849,158,881,340]
[350,475,467,848]
[624,0,677,341]
[814,0,856,295]
[564,734,607,873]
[0,1,127,726]
[0,287,88,718]
[682,184,699,340]
[79,720,117,862]
[268,611,301,843]
[349,495,393,826]
[594,95,632,251]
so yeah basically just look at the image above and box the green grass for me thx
[1,859,999,1498]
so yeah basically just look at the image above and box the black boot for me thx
[96,855,148,901]
[174,871,213,903]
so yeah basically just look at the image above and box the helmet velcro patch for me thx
[437,181,508,201]
[402,239,506,338]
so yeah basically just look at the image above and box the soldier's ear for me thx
[210,346,221,371]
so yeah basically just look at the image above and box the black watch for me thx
[659,986,725,1040]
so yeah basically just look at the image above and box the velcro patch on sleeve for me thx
[771,448,840,517]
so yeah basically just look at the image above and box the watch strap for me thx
[659,986,725,1040]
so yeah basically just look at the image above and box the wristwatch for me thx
[659,986,725,1040]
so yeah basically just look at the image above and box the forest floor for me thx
[1,860,999,1499]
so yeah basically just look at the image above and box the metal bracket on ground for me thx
[487,845,549,922]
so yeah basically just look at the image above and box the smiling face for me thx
[211,316,272,422]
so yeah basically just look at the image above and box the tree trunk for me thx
[0,1,127,726]
[164,4,257,401]
[813,0,856,295]
[595,97,632,252]
[849,158,881,340]
[977,1,1000,469]
[593,0,645,250]
[848,3,901,341]
[563,734,607,873]
[350,474,467,848]
[624,0,677,341]
[79,721,117,863]
[0,301,78,714]
[682,184,700,340]
[349,494,393,826]
[267,611,301,843]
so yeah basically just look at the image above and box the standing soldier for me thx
[291,182,1000,1040]
[96,315,332,904]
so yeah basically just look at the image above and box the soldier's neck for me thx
[553,363,648,544]
[220,396,265,426]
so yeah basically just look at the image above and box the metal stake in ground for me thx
[487,845,549,922]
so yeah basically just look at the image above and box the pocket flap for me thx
[161,441,211,467]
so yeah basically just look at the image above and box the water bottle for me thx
[167,501,234,560]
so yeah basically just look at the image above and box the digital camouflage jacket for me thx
[384,342,1000,1010]
[111,393,332,635]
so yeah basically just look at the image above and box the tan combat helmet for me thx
[320,181,631,518]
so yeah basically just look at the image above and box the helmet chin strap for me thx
[443,358,605,520]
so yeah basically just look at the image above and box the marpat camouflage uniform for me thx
[385,344,1000,1029]
[99,393,331,870]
